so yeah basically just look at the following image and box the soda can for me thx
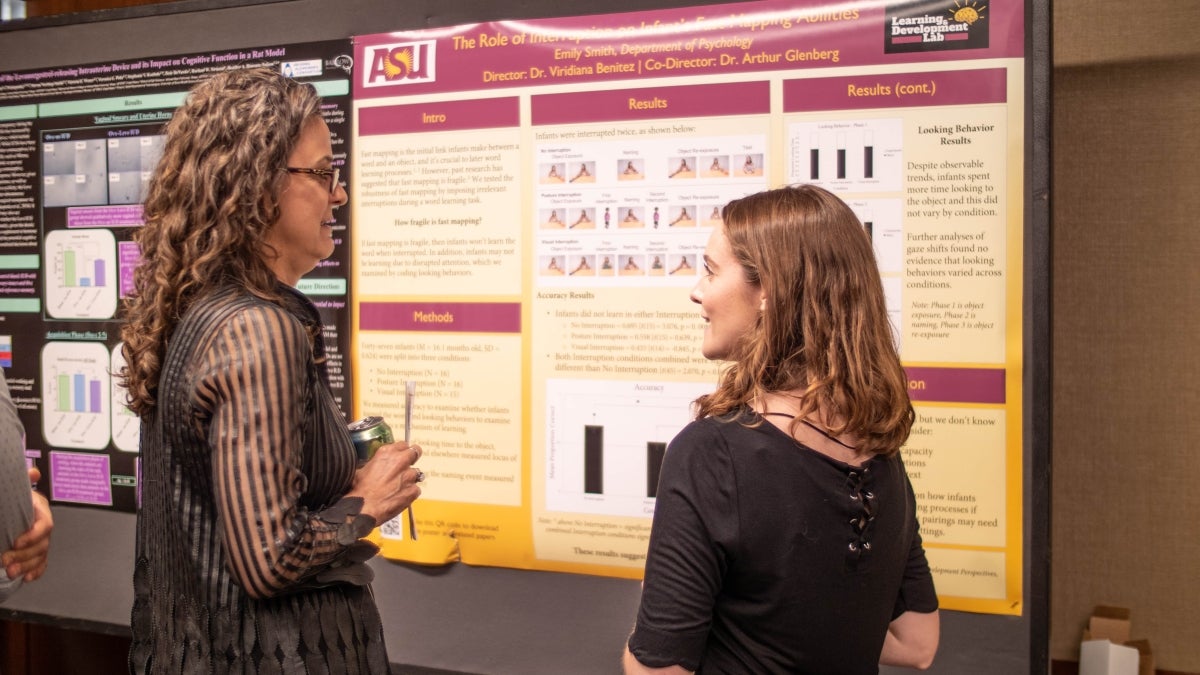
[348,416,394,461]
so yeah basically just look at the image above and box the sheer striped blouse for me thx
[130,283,388,674]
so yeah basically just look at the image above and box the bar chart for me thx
[44,229,119,319]
[545,378,711,517]
[788,118,904,192]
[41,341,111,450]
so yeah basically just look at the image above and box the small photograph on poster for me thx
[539,254,566,276]
[42,139,107,207]
[567,208,596,230]
[702,204,724,227]
[617,158,644,180]
[737,153,764,177]
[567,161,596,183]
[107,135,164,205]
[567,255,596,277]
[618,254,645,276]
[667,253,698,277]
[618,206,644,228]
[647,254,668,276]
[701,155,728,177]
[597,254,616,277]
[540,162,567,183]
[540,208,566,229]
[666,205,697,228]
[667,156,696,179]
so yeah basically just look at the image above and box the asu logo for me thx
[363,41,437,88]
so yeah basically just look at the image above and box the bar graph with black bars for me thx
[787,119,903,193]
[544,379,713,518]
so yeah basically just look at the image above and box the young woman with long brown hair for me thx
[625,185,939,674]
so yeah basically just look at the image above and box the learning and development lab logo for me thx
[363,40,437,88]
[884,0,989,53]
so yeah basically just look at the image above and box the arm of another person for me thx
[1,369,43,590]
[198,304,417,599]
[880,609,939,669]
[1,374,49,590]
[3,469,52,584]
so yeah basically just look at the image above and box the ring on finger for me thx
[413,468,426,484]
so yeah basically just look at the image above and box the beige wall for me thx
[1051,3,1200,670]
[1053,0,1200,67]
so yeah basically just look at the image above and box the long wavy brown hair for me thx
[119,67,321,417]
[694,185,914,456]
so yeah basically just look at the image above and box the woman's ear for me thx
[759,294,767,312]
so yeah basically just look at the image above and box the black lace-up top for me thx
[629,406,937,674]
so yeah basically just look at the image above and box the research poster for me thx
[352,0,1025,614]
[0,40,355,512]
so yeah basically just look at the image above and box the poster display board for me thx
[0,40,356,512]
[351,0,1025,614]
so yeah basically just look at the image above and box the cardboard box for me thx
[1079,606,1153,675]
[1080,639,1138,675]
[1083,606,1131,644]
[1126,640,1154,675]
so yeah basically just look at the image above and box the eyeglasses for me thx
[285,166,340,195]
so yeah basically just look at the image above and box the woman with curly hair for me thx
[624,185,938,674]
[121,67,422,674]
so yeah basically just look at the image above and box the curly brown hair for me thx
[694,185,914,455]
[118,67,321,417]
